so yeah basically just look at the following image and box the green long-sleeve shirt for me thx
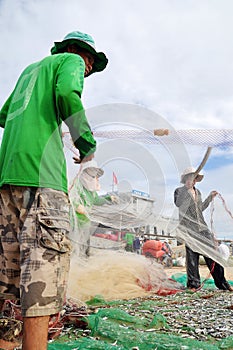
[0,53,96,193]
[71,181,112,226]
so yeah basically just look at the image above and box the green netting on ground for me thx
[219,336,233,349]
[48,337,124,349]
[171,272,224,289]
[49,306,233,350]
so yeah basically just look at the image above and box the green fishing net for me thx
[49,303,233,349]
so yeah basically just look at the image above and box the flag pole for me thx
[112,172,118,193]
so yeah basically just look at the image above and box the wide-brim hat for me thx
[180,166,204,184]
[80,160,104,178]
[51,31,108,76]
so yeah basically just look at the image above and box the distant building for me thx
[92,189,179,246]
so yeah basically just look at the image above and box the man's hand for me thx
[73,153,95,164]
[110,195,118,203]
[73,156,81,164]
[77,204,86,215]
[211,190,218,199]
[81,154,95,163]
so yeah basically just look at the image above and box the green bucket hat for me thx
[51,31,108,76]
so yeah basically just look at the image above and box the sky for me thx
[0,0,233,238]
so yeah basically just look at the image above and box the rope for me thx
[217,193,233,220]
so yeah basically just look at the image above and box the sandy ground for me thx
[165,264,233,281]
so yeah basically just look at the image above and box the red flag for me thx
[113,172,118,185]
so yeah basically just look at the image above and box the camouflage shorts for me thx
[0,185,71,317]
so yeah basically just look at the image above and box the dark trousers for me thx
[186,246,230,290]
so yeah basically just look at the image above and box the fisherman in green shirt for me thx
[70,160,115,258]
[0,31,108,350]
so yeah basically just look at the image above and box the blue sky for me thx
[0,0,233,237]
[205,154,233,170]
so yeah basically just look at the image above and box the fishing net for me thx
[171,272,221,289]
[63,128,233,150]
[68,155,160,266]
[64,126,233,268]
[67,147,179,297]
[67,251,183,303]
[176,225,232,268]
[48,298,233,350]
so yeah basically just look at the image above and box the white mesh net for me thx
[64,128,233,151]
[65,127,233,281]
